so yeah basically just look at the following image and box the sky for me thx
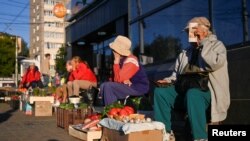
[0,0,30,46]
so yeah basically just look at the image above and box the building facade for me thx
[66,0,128,83]
[65,0,250,124]
[30,0,69,76]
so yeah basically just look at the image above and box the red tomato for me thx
[119,109,128,116]
[108,108,119,116]
[116,108,122,112]
[124,106,134,115]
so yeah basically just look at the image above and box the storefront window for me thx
[130,0,249,64]
[213,0,243,45]
[92,37,115,82]
[130,0,176,20]
[130,0,209,63]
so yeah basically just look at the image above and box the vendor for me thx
[99,35,149,105]
[19,63,43,89]
[67,56,97,97]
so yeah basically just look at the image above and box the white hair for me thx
[200,24,212,35]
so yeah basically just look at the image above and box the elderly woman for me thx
[154,17,230,141]
[99,35,149,105]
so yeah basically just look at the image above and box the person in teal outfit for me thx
[154,17,230,141]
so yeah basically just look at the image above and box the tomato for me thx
[87,113,101,120]
[116,108,122,112]
[123,106,134,115]
[119,109,128,116]
[108,108,119,116]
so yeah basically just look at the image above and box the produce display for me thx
[81,113,102,131]
[18,88,27,93]
[59,103,87,110]
[102,102,152,124]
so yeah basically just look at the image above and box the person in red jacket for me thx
[19,63,43,89]
[67,56,97,96]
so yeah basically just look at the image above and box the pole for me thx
[208,0,214,32]
[136,0,144,55]
[242,0,249,42]
[15,36,18,88]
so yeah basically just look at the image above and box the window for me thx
[44,0,57,6]
[44,42,63,49]
[36,36,39,41]
[44,10,53,16]
[130,0,248,64]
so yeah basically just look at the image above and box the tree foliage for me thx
[0,36,15,77]
[133,35,182,63]
[19,39,29,57]
[55,46,67,75]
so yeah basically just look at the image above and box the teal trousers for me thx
[154,85,211,140]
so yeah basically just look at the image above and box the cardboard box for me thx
[101,127,163,141]
[34,101,52,116]
[68,125,102,141]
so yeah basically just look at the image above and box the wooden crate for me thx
[56,108,88,130]
[34,101,52,116]
[68,125,102,141]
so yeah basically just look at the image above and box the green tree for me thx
[55,46,67,74]
[19,38,29,57]
[0,36,15,77]
[133,35,182,63]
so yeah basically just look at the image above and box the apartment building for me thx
[30,0,69,76]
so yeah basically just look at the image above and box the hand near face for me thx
[71,61,76,70]
[66,64,72,72]
[194,26,208,44]
[113,51,121,64]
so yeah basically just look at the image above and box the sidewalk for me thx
[0,102,80,141]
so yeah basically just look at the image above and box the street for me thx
[0,102,80,141]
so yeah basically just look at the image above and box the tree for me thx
[55,46,67,74]
[133,35,182,63]
[0,36,15,77]
[19,38,29,57]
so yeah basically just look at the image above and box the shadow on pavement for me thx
[0,108,18,124]
[48,139,60,141]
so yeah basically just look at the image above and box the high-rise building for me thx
[30,0,69,76]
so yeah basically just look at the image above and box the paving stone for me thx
[0,103,81,141]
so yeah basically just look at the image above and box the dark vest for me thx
[120,57,149,94]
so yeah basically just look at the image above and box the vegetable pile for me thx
[81,113,102,131]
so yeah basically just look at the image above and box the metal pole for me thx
[15,36,18,88]
[208,0,214,32]
[242,0,249,42]
[136,0,144,54]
